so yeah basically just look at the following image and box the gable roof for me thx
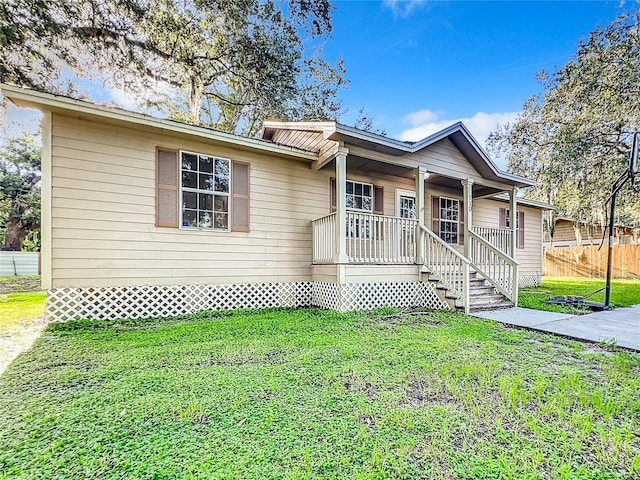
[0,84,317,161]
[262,120,535,188]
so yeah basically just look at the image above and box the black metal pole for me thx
[605,190,616,308]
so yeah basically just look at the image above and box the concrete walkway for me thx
[473,305,640,351]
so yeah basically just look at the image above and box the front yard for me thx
[1,307,638,479]
[519,277,640,313]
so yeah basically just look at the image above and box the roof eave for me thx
[1,84,318,161]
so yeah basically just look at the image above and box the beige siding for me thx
[473,199,543,278]
[51,114,330,288]
[343,265,420,283]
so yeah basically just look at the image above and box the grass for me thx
[1,308,639,479]
[519,277,640,314]
[0,275,42,294]
[0,291,46,336]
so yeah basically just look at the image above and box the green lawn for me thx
[1,308,638,479]
[519,277,640,314]
[0,291,46,336]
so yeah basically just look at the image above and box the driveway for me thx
[474,305,640,351]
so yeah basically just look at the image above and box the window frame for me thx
[345,179,374,213]
[439,196,460,245]
[179,150,232,232]
[505,208,521,248]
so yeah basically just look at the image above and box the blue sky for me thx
[3,0,633,165]
[327,0,630,147]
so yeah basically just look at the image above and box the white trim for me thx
[41,111,52,290]
[345,179,374,213]
[395,189,416,218]
[439,196,461,246]
[179,150,231,232]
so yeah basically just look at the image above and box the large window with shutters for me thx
[156,147,250,232]
[180,151,230,230]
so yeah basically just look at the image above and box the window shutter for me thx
[373,185,384,215]
[431,196,440,234]
[156,147,179,228]
[459,200,464,246]
[330,177,336,212]
[518,211,525,248]
[499,208,507,228]
[231,161,250,232]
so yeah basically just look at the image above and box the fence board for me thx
[543,244,640,278]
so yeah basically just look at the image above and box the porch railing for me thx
[422,226,470,312]
[312,212,336,263]
[472,226,512,256]
[346,212,417,263]
[468,230,519,304]
[311,212,417,264]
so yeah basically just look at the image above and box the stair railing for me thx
[421,226,471,314]
[468,230,519,304]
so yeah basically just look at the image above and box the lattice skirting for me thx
[46,280,450,321]
[519,274,542,288]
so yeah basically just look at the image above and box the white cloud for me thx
[397,110,520,170]
[398,110,519,147]
[383,0,428,18]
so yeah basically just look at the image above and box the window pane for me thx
[355,183,362,195]
[182,171,197,189]
[214,213,228,230]
[199,155,214,173]
[182,153,197,171]
[215,175,229,193]
[199,173,214,191]
[183,191,197,209]
[346,182,353,194]
[363,184,371,196]
[346,194,355,208]
[214,195,228,213]
[199,193,213,211]
[183,209,197,227]
[198,211,213,228]
[362,197,372,211]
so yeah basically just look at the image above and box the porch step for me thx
[470,300,514,312]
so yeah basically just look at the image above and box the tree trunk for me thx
[1,217,28,251]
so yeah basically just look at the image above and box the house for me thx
[1,84,553,321]
[544,216,639,247]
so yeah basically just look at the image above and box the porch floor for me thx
[473,305,640,351]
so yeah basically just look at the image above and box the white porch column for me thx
[414,167,426,264]
[509,186,519,304]
[509,186,518,259]
[461,178,474,260]
[334,147,349,264]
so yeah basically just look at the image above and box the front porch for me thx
[312,209,519,314]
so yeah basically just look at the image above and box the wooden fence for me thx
[543,244,639,278]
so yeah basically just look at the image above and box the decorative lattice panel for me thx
[46,280,449,321]
[519,274,542,288]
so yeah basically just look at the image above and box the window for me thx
[180,151,230,230]
[439,197,459,244]
[505,209,521,248]
[346,180,373,212]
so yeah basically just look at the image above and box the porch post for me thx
[414,167,426,264]
[461,178,474,260]
[334,147,349,264]
[509,186,518,259]
[509,186,519,304]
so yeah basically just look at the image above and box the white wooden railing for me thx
[311,212,417,264]
[468,230,519,304]
[472,226,512,256]
[422,226,470,313]
[346,212,417,263]
[312,212,337,263]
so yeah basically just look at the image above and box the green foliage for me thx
[519,277,640,313]
[0,129,41,251]
[1,308,639,478]
[1,0,347,135]
[487,9,640,231]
